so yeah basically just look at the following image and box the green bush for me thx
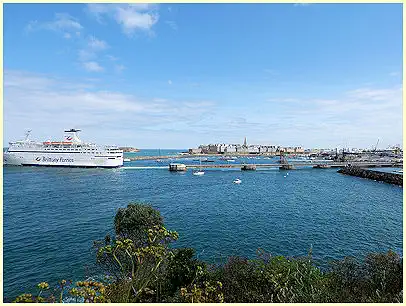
[327,250,403,303]
[161,248,204,297]
[114,203,164,244]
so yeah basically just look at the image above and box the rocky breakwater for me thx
[338,166,403,186]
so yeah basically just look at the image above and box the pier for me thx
[168,161,400,171]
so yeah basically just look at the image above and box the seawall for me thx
[337,166,403,186]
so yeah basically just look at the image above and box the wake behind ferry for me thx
[4,129,123,168]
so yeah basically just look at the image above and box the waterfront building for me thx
[189,138,304,155]
[263,145,278,154]
[225,145,237,153]
[199,145,209,152]
[236,145,249,153]
[208,144,220,153]
[189,148,202,154]
[248,145,260,154]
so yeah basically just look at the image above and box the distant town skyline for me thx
[4,3,402,149]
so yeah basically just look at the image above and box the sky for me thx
[3,3,403,149]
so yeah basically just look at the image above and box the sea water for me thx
[3,150,403,300]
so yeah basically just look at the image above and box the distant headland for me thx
[119,147,140,152]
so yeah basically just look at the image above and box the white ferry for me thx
[4,129,123,168]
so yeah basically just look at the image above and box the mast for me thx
[24,130,32,142]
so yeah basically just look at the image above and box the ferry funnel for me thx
[64,129,82,144]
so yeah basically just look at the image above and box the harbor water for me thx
[3,150,403,300]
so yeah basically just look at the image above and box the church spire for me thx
[243,137,247,148]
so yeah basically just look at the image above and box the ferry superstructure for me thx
[4,129,123,168]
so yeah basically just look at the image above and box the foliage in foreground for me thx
[12,203,403,303]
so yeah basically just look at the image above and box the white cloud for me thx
[25,13,116,73]
[87,4,159,36]
[115,64,126,73]
[263,69,278,75]
[153,98,167,103]
[346,87,402,101]
[86,3,110,19]
[128,3,155,10]
[4,70,217,147]
[79,36,109,60]
[26,13,83,36]
[77,36,115,73]
[263,85,402,147]
[389,71,400,76]
[83,61,104,72]
[78,49,95,61]
[24,13,116,74]
[165,20,178,30]
[52,13,83,30]
[115,6,159,35]
[4,69,400,149]
[4,70,56,90]
[106,55,119,61]
[88,36,109,50]
[267,98,299,103]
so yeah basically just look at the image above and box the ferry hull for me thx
[4,152,123,168]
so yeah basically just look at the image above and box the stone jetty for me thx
[337,166,403,186]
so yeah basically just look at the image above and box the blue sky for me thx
[4,3,402,149]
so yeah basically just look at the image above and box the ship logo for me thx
[35,157,41,161]
[66,136,73,141]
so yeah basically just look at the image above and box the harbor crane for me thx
[374,138,379,152]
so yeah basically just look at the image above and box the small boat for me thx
[193,158,205,176]
[233,178,242,184]
[124,158,131,162]
[193,170,205,176]
[227,159,236,162]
